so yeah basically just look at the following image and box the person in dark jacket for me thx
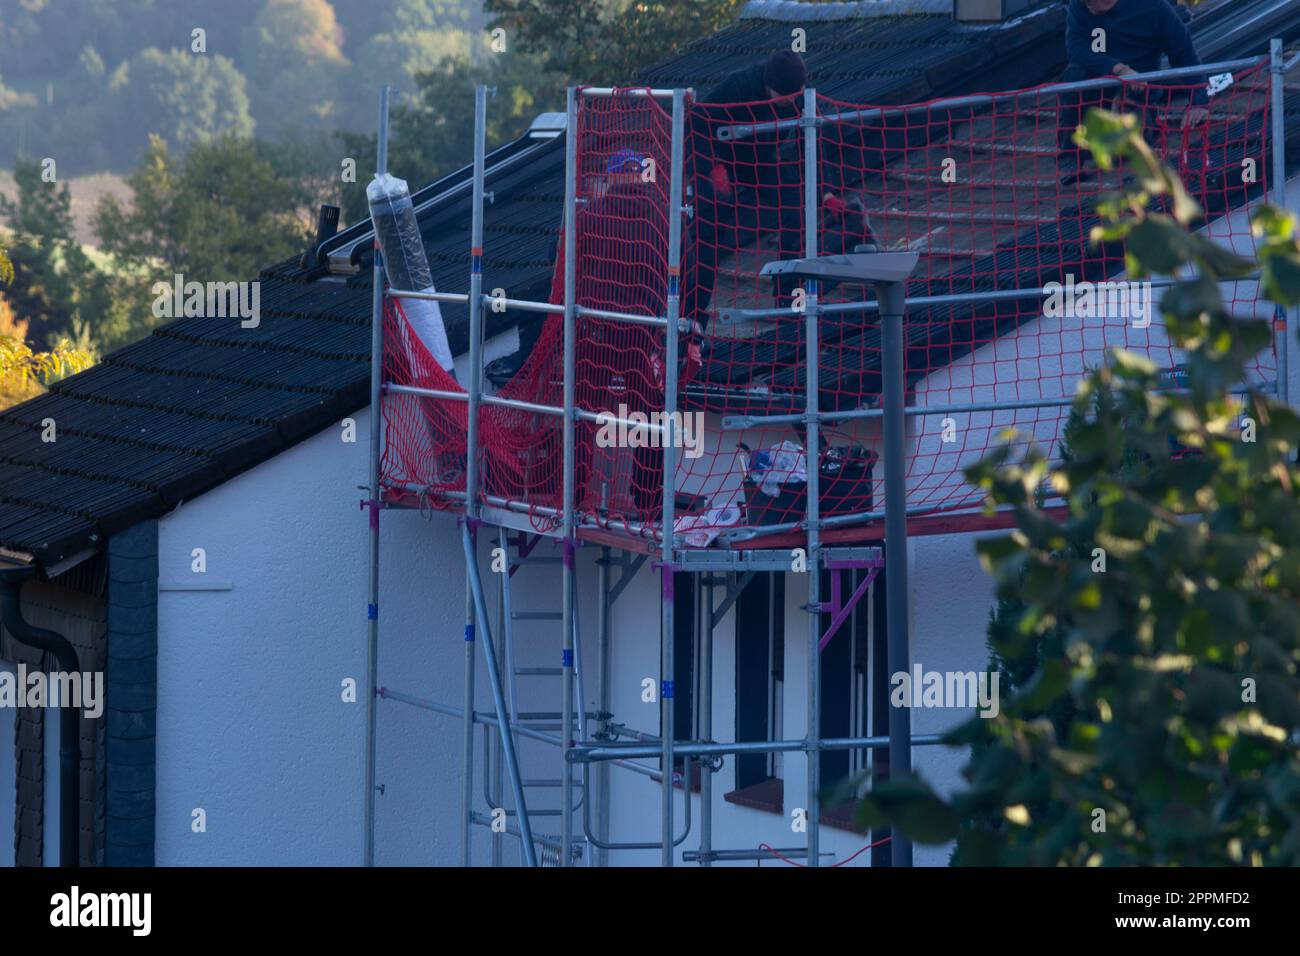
[684,51,809,327]
[1058,0,1209,174]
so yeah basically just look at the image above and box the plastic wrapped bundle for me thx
[367,173,455,375]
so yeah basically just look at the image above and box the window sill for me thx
[819,799,869,836]
[723,777,784,814]
[722,779,870,835]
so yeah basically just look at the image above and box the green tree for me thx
[338,48,539,224]
[0,157,111,350]
[346,28,473,130]
[857,110,1300,866]
[0,241,94,409]
[484,0,744,86]
[105,48,254,158]
[92,134,313,349]
[338,0,741,223]
[950,390,1129,863]
[240,0,350,138]
[334,0,479,49]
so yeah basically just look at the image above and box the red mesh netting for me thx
[381,64,1277,543]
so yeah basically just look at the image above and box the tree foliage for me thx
[0,158,111,350]
[0,244,94,406]
[858,109,1300,866]
[105,49,255,159]
[240,0,350,138]
[92,134,313,349]
[484,0,744,87]
[338,48,539,224]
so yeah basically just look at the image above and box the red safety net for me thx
[381,63,1277,545]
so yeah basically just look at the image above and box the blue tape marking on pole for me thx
[662,680,674,699]
[367,604,378,620]
[562,649,574,668]
[375,249,383,268]
[471,255,483,276]
[668,275,680,297]
[465,624,475,642]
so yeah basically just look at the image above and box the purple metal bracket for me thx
[653,562,680,600]
[817,565,880,652]
[506,532,542,578]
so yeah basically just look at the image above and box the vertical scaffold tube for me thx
[660,88,686,868]
[596,542,612,867]
[1271,39,1292,406]
[802,86,822,868]
[364,84,390,868]
[880,277,913,867]
[463,525,537,867]
[699,572,713,866]
[561,86,579,868]
[461,84,490,868]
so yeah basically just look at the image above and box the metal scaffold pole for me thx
[660,87,686,868]
[462,525,537,866]
[461,561,476,867]
[364,83,391,868]
[466,83,538,868]
[879,277,913,867]
[561,85,580,867]
[699,570,714,866]
[1271,38,1292,407]
[596,542,612,867]
[801,85,823,868]
[460,84,489,868]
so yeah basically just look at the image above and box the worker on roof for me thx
[684,51,811,327]
[1058,0,1209,177]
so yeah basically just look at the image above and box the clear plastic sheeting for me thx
[368,172,455,374]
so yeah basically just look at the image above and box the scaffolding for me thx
[361,44,1294,867]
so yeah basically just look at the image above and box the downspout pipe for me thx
[0,565,80,867]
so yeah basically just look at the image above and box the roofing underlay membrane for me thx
[3,0,1300,567]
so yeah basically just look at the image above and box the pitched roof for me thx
[2,0,1298,569]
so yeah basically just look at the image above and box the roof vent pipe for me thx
[0,565,81,867]
[953,0,1034,22]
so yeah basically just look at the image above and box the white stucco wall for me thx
[149,394,980,867]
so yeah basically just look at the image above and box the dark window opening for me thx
[734,572,784,792]
[728,560,889,837]
[662,572,697,779]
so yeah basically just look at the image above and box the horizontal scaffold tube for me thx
[386,289,690,331]
[384,383,669,430]
[683,847,827,863]
[721,382,1276,430]
[580,87,680,98]
[568,732,947,763]
[719,56,1265,141]
[719,273,1261,324]
[378,686,668,781]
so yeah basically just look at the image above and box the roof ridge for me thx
[740,0,955,21]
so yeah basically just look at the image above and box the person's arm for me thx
[1158,0,1208,105]
[1066,2,1120,74]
